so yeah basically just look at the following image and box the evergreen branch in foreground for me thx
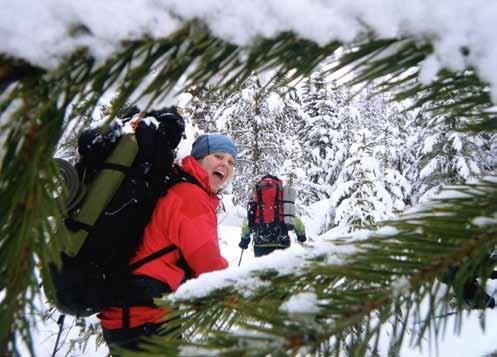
[145,177,497,356]
[1,19,497,355]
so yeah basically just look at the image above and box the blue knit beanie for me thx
[191,134,237,160]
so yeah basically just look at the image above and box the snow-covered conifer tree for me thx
[269,86,306,193]
[299,73,353,205]
[373,103,412,209]
[188,86,225,133]
[300,71,327,118]
[219,76,286,204]
[409,109,494,202]
[329,128,395,230]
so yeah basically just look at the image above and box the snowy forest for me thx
[190,73,497,233]
[2,1,497,356]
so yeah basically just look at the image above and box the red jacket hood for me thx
[180,155,215,196]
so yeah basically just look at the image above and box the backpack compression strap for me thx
[256,184,265,225]
[274,182,281,224]
[128,245,178,271]
[98,162,131,173]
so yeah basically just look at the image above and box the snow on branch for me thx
[3,1,497,101]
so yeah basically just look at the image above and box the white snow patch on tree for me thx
[242,87,256,102]
[456,156,470,179]
[472,216,497,227]
[4,1,497,101]
[280,292,320,314]
[391,277,410,297]
[267,92,284,114]
[420,158,439,179]
[449,132,463,152]
[375,226,399,236]
[422,135,439,154]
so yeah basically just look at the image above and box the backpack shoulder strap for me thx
[128,166,203,271]
[256,183,264,225]
[129,244,178,271]
[274,181,282,224]
[165,164,202,190]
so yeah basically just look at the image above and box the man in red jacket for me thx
[99,133,237,351]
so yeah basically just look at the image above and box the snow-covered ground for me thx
[33,196,497,357]
[28,124,497,356]
[218,196,497,357]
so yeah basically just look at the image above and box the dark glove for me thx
[488,297,496,309]
[147,107,185,149]
[297,234,307,243]
[118,105,140,120]
[247,201,256,228]
[135,120,158,164]
[465,293,495,309]
[135,118,178,179]
[77,121,124,181]
[463,279,495,309]
[239,235,251,249]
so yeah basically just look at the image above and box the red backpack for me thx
[248,174,284,227]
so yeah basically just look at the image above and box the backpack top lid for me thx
[254,174,284,225]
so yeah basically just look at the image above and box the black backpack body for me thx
[49,107,186,317]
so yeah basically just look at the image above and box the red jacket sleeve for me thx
[187,240,228,277]
[173,185,228,277]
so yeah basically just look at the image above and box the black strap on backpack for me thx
[124,166,201,274]
[98,162,131,173]
[256,186,265,227]
[274,183,281,225]
[165,164,202,190]
[116,167,202,328]
[261,174,279,181]
[129,245,179,272]
[118,275,174,329]
[126,165,202,271]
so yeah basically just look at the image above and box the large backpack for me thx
[248,174,290,247]
[48,107,192,317]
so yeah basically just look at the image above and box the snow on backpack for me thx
[247,174,295,246]
[47,106,190,317]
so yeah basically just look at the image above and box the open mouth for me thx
[213,170,225,180]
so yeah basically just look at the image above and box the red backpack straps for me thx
[254,175,284,225]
